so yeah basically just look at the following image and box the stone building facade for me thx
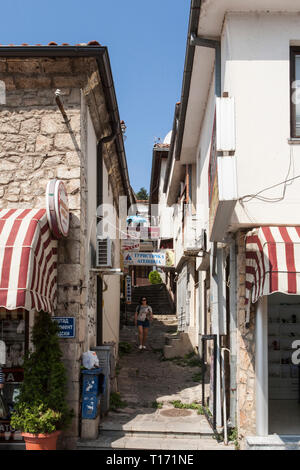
[236,231,256,443]
[0,45,132,449]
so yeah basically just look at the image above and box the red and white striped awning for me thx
[245,226,300,314]
[0,209,57,313]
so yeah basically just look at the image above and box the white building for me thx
[149,132,176,296]
[164,0,300,449]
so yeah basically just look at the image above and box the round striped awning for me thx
[245,226,300,316]
[0,209,57,313]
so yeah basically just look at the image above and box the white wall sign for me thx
[124,252,166,266]
[46,179,70,239]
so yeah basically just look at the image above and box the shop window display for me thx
[0,311,27,442]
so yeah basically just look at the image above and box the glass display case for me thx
[268,304,300,400]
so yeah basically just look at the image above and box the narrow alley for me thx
[3,0,300,454]
[78,315,234,450]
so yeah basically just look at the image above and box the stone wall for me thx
[236,231,256,445]
[0,56,113,449]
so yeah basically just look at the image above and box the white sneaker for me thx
[138,345,143,350]
[142,346,146,350]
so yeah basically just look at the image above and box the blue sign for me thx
[126,275,132,303]
[53,317,76,338]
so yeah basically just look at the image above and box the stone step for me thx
[98,409,213,438]
[165,336,180,345]
[246,435,300,450]
[77,435,235,450]
[99,423,213,440]
[128,299,172,302]
[100,429,212,440]
[0,442,26,450]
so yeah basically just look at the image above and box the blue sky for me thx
[1,0,190,194]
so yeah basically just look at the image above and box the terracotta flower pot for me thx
[22,430,61,450]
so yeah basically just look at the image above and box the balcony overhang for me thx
[184,247,202,257]
[166,159,185,206]
[209,156,237,242]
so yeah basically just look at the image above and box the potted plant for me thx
[10,311,73,450]
[149,270,162,284]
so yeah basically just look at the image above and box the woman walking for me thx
[134,296,153,350]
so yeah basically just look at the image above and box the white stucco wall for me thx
[158,158,174,240]
[222,12,300,228]
[86,108,120,351]
[102,162,121,350]
[196,77,215,246]
[86,107,97,262]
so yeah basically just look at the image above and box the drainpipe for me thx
[191,33,223,431]
[210,243,223,430]
[96,133,116,346]
[229,237,237,428]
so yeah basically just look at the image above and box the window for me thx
[0,310,28,442]
[290,48,300,137]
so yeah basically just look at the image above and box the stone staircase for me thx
[164,331,195,359]
[124,284,175,323]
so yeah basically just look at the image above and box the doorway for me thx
[268,293,300,435]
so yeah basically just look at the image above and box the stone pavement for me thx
[117,316,204,406]
[77,316,235,450]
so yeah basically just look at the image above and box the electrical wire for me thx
[239,147,299,203]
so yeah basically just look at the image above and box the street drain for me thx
[160,409,192,417]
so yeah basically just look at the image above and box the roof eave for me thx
[0,45,134,206]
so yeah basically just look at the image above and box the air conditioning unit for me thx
[96,237,112,267]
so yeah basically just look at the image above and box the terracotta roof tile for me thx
[154,143,170,149]
[87,40,101,46]
[0,41,102,47]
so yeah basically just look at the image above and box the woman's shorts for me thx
[137,319,150,328]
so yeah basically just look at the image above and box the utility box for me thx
[81,368,104,419]
[92,345,113,416]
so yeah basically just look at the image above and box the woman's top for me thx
[135,305,153,322]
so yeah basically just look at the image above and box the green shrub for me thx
[192,372,202,382]
[11,403,62,434]
[119,342,133,357]
[10,311,73,434]
[152,401,163,409]
[110,392,128,411]
[170,400,204,414]
[149,271,162,284]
